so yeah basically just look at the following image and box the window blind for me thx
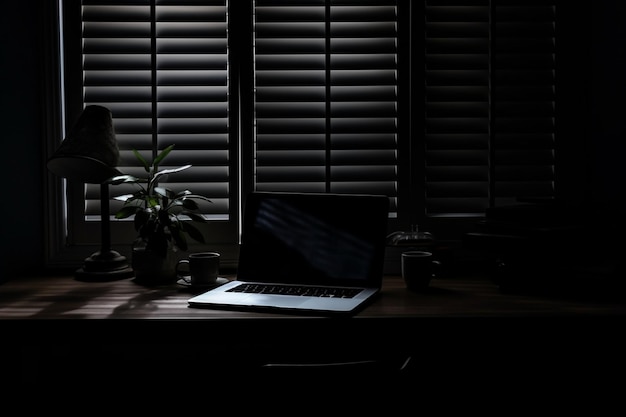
[492,0,556,206]
[253,0,399,216]
[424,0,555,216]
[59,0,558,255]
[425,0,491,216]
[81,0,230,220]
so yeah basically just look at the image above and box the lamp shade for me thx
[47,105,122,184]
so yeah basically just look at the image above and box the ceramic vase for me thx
[131,242,177,285]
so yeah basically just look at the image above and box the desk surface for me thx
[4,273,626,385]
[1,273,624,320]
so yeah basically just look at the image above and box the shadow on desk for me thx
[3,273,626,397]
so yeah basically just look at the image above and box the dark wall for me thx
[0,1,623,281]
[590,1,626,219]
[0,3,45,281]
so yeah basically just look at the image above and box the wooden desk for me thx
[1,273,625,320]
[2,274,625,386]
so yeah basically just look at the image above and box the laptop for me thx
[187,191,390,315]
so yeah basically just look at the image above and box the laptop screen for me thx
[237,192,390,288]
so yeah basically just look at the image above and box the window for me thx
[59,0,238,265]
[252,1,402,219]
[46,0,558,269]
[79,1,232,221]
[424,0,555,216]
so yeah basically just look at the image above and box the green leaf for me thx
[170,224,188,250]
[113,193,135,202]
[182,222,206,243]
[153,144,175,167]
[115,205,140,219]
[107,175,137,185]
[174,190,192,199]
[182,198,199,210]
[167,200,183,215]
[154,186,175,199]
[186,194,213,203]
[132,149,150,173]
[158,209,171,226]
[185,212,207,223]
[133,190,147,199]
[152,165,192,183]
[147,196,160,208]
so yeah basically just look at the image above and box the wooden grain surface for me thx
[4,273,626,386]
[1,273,625,320]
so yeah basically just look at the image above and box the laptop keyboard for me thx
[226,283,362,299]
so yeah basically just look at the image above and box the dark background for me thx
[1,1,624,280]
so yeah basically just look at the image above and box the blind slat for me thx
[254,1,398,216]
[82,0,229,218]
[76,0,556,226]
[425,0,555,215]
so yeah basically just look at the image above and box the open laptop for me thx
[187,191,389,315]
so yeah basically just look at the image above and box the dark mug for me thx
[176,252,220,286]
[401,251,440,291]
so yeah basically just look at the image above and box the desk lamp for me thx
[47,105,134,281]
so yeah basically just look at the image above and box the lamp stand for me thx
[75,183,135,281]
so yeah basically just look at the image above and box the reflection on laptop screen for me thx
[236,192,389,287]
[256,197,375,279]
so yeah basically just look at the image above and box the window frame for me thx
[43,0,578,271]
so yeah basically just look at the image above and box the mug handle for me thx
[431,260,442,278]
[176,259,191,283]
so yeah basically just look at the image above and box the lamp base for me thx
[75,250,135,282]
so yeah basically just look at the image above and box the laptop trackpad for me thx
[246,295,308,308]
[204,292,309,308]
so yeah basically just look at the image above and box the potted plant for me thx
[109,144,212,284]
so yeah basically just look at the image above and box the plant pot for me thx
[131,244,177,285]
